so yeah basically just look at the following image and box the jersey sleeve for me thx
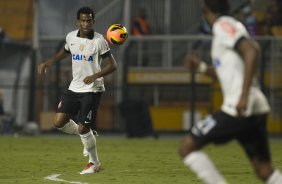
[98,36,110,55]
[64,34,70,52]
[213,18,248,48]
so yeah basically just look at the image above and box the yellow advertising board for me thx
[127,69,212,84]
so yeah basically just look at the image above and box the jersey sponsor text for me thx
[72,54,94,62]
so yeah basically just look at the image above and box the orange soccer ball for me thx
[106,24,128,45]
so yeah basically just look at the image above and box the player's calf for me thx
[179,135,198,158]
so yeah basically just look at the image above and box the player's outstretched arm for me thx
[38,48,70,74]
[183,51,218,81]
[83,54,117,85]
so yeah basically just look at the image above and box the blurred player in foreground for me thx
[38,6,117,174]
[179,0,282,183]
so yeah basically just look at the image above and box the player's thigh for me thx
[238,114,271,162]
[54,90,79,127]
[189,111,240,147]
[90,92,102,123]
[53,113,72,128]
[57,90,80,115]
[237,114,273,180]
[78,92,102,125]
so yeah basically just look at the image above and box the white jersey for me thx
[211,16,270,117]
[64,30,110,93]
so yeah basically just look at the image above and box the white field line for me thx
[44,174,88,184]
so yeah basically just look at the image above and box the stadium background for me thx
[0,0,282,135]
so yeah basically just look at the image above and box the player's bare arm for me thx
[184,51,218,81]
[83,54,117,85]
[38,48,70,74]
[236,37,260,115]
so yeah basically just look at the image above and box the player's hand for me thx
[236,95,248,117]
[83,74,98,85]
[37,62,49,74]
[183,51,200,71]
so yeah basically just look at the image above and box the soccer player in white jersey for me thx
[179,0,282,183]
[38,7,117,174]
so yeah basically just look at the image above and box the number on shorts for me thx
[87,110,92,120]
[193,115,216,135]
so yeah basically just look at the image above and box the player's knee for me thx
[179,135,198,158]
[255,165,273,181]
[78,123,91,134]
[53,115,67,129]
[256,169,271,181]
[53,120,63,129]
[252,160,273,181]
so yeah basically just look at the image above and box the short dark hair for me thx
[204,0,230,15]
[77,7,95,20]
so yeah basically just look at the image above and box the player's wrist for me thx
[197,61,208,73]
[45,59,55,66]
[93,73,100,79]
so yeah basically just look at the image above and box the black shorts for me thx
[57,90,102,126]
[189,111,271,161]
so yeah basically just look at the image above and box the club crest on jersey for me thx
[79,44,85,51]
[72,54,94,62]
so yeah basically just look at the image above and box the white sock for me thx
[80,131,99,165]
[57,119,79,135]
[83,130,99,158]
[183,151,228,184]
[267,170,282,184]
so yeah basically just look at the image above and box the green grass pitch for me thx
[0,134,281,184]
